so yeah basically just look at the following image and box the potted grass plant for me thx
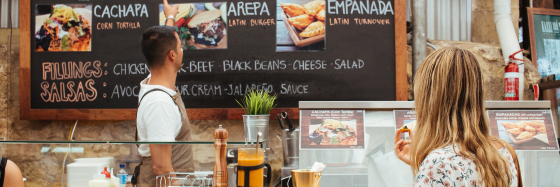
[237,89,278,144]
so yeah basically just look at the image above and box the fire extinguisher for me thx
[504,49,524,101]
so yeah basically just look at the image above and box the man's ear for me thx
[167,49,176,63]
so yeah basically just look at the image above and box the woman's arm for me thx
[4,160,25,187]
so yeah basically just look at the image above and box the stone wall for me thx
[471,0,520,44]
[430,41,539,100]
[407,41,540,101]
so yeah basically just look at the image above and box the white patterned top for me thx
[414,144,518,187]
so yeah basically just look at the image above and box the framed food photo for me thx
[487,110,559,151]
[528,8,560,80]
[159,3,227,50]
[299,110,365,149]
[35,4,92,52]
[276,0,326,52]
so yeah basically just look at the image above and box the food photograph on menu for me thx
[300,110,364,149]
[276,0,326,52]
[160,2,227,50]
[309,119,358,146]
[498,120,549,144]
[487,110,559,151]
[35,4,92,52]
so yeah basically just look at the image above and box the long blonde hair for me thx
[410,47,512,186]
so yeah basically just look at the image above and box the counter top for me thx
[299,101,551,109]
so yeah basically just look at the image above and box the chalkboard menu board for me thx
[20,0,406,120]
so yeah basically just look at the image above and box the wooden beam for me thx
[538,79,560,90]
[533,0,554,8]
[19,0,31,120]
[395,0,408,101]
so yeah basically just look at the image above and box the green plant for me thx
[236,89,278,115]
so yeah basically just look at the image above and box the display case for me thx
[0,140,263,187]
[298,101,560,187]
[4,101,560,187]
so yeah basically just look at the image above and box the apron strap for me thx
[135,88,175,143]
[138,89,173,107]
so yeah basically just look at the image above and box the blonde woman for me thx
[394,47,521,187]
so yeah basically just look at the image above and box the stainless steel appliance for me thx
[278,129,300,167]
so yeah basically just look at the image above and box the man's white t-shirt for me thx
[136,74,182,157]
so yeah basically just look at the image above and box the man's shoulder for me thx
[137,92,180,121]
[139,92,175,107]
[139,86,175,103]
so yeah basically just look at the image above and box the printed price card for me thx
[487,110,559,151]
[300,110,365,149]
[393,110,416,140]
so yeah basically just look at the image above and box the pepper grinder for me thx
[214,125,228,187]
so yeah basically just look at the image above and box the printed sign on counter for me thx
[393,110,416,139]
[487,110,559,151]
[299,110,365,149]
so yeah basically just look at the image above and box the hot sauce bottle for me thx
[400,126,410,140]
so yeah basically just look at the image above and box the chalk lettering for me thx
[189,61,214,72]
[190,84,222,96]
[116,22,141,29]
[292,60,327,70]
[354,18,390,25]
[97,22,113,30]
[223,60,252,71]
[328,0,393,15]
[40,79,97,102]
[245,83,273,93]
[179,85,190,96]
[229,19,247,26]
[113,63,150,75]
[334,59,364,69]
[251,19,275,26]
[228,2,270,16]
[280,83,309,94]
[111,85,139,99]
[94,4,148,18]
[227,83,273,95]
[43,61,102,80]
[329,18,350,25]
[254,60,286,70]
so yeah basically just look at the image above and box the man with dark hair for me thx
[135,0,193,186]
[141,26,179,68]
